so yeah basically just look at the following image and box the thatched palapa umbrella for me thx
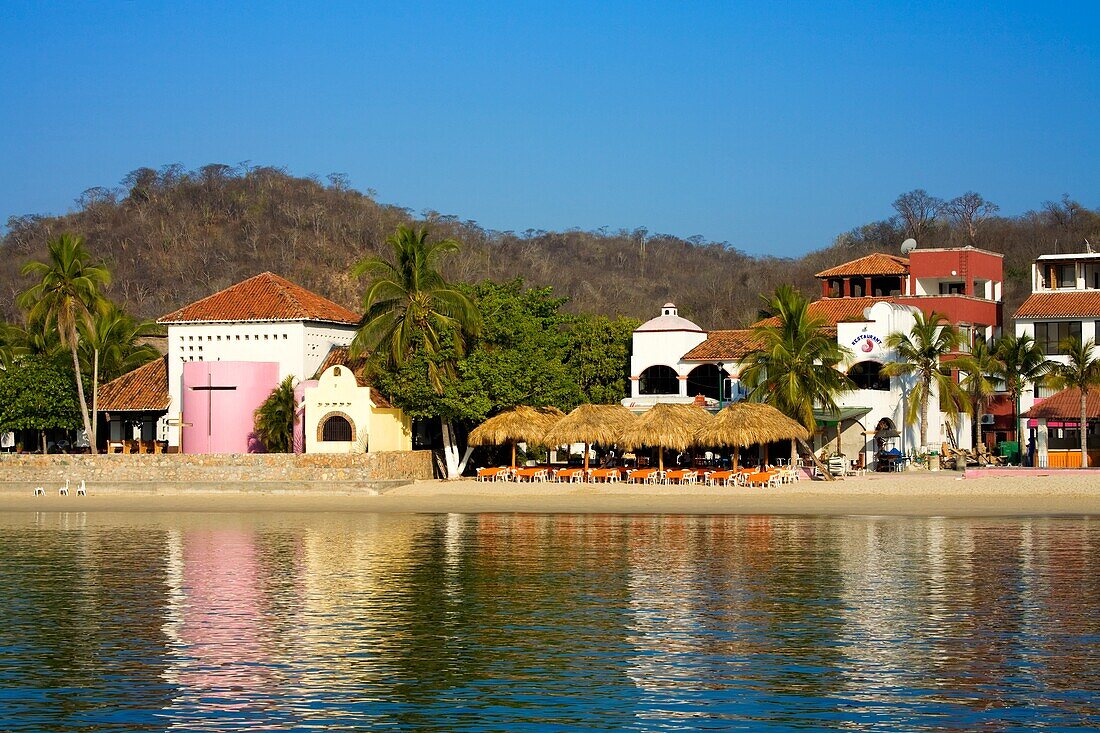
[619,403,713,471]
[695,402,809,469]
[467,406,565,467]
[542,403,638,471]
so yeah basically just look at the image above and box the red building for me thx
[816,248,1004,345]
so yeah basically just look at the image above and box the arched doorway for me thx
[639,365,679,395]
[686,364,726,400]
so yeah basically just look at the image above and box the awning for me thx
[813,406,871,427]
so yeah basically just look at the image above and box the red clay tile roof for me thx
[1014,292,1100,319]
[682,330,761,361]
[815,253,910,278]
[313,346,393,408]
[753,297,893,329]
[97,357,169,412]
[1022,387,1100,420]
[158,272,360,325]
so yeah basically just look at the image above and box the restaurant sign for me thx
[851,333,883,354]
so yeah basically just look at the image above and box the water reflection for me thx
[0,513,1096,731]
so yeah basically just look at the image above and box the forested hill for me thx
[2,164,1097,328]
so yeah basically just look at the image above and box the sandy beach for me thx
[1,469,1098,516]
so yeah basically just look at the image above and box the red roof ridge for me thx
[1014,291,1100,319]
[815,252,910,279]
[157,272,360,325]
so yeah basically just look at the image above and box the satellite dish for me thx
[901,238,918,254]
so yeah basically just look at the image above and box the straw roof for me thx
[695,402,810,447]
[619,403,714,451]
[542,403,638,447]
[467,406,565,446]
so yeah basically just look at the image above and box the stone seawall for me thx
[0,451,433,493]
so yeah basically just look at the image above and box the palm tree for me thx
[253,375,297,453]
[17,234,110,452]
[741,285,853,476]
[351,225,480,476]
[953,336,1004,450]
[994,333,1052,450]
[351,225,481,392]
[881,311,963,452]
[79,301,162,440]
[1046,337,1100,468]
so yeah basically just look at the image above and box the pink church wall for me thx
[292,380,318,454]
[181,361,280,454]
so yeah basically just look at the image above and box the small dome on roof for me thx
[636,303,704,333]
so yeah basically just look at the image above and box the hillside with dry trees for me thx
[2,164,1097,328]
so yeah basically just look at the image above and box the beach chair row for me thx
[475,466,802,486]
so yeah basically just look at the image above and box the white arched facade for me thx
[626,304,707,406]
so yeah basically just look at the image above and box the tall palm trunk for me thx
[920,374,931,451]
[1081,392,1089,469]
[68,339,96,454]
[91,348,100,452]
[974,396,983,451]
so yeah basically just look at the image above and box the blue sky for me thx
[1,1,1096,255]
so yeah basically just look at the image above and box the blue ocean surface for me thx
[0,512,1096,731]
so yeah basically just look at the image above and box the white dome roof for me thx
[636,303,704,333]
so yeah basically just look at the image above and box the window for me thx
[639,365,679,395]
[850,280,865,297]
[1057,264,1076,289]
[939,282,966,295]
[848,361,889,391]
[1086,264,1100,289]
[1034,321,1081,355]
[321,415,353,441]
[686,364,725,400]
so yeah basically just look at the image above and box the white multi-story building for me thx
[1015,252,1100,467]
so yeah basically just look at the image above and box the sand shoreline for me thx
[1,470,1098,516]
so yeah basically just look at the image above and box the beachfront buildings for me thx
[97,273,411,454]
[1016,251,1100,467]
[625,246,1006,466]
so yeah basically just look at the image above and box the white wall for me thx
[165,320,356,448]
[629,331,707,399]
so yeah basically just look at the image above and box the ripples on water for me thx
[0,513,1096,731]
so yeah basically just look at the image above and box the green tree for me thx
[79,301,161,437]
[0,356,83,452]
[953,336,1005,449]
[742,285,853,429]
[371,280,587,470]
[17,234,109,452]
[881,311,963,451]
[995,333,1052,450]
[351,225,481,392]
[253,375,297,453]
[352,225,481,476]
[1046,337,1100,468]
[741,285,853,476]
[565,314,640,404]
[0,322,23,371]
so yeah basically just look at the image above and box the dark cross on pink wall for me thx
[189,372,237,439]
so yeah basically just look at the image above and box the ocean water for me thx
[0,512,1096,732]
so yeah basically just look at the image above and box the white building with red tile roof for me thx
[625,246,1007,464]
[98,272,366,452]
[155,272,361,450]
[1014,251,1100,467]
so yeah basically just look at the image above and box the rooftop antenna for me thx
[900,238,918,255]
